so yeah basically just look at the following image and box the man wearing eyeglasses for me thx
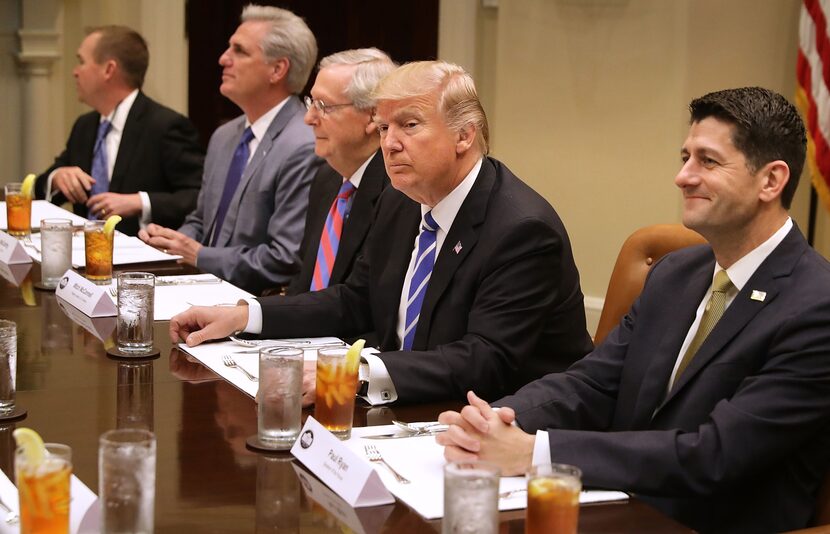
[139,5,321,294]
[171,61,593,406]
[284,48,394,296]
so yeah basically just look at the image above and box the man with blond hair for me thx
[286,48,394,295]
[36,25,204,236]
[170,61,592,405]
[140,5,320,294]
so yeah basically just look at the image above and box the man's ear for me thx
[103,59,118,81]
[758,160,790,204]
[456,124,476,155]
[269,57,290,84]
[365,110,378,135]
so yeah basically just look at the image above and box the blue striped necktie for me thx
[88,119,112,216]
[402,211,439,350]
[211,127,254,246]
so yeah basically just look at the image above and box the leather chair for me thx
[594,224,706,345]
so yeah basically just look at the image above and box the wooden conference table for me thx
[0,259,691,533]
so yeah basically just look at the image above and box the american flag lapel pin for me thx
[750,290,766,302]
[453,241,462,254]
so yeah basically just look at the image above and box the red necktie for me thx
[310,181,356,290]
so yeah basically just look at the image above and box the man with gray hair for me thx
[140,5,321,294]
[170,61,592,405]
[285,48,394,295]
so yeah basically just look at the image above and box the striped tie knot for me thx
[422,211,438,233]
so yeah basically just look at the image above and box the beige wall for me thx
[449,0,823,331]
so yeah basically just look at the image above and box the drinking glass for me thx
[443,461,500,534]
[4,183,31,237]
[83,220,113,284]
[314,347,358,440]
[116,272,155,354]
[258,347,303,449]
[116,361,154,430]
[99,428,156,534]
[0,320,16,415]
[525,463,582,534]
[16,443,72,533]
[39,218,73,289]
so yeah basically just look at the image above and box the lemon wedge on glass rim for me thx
[13,427,46,466]
[346,339,365,374]
[103,215,121,234]
[20,173,35,198]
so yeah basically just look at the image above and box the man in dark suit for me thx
[169,61,592,405]
[285,48,394,296]
[139,5,320,294]
[36,25,204,237]
[438,87,830,533]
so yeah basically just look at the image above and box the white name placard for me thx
[291,416,394,508]
[0,232,33,264]
[0,262,31,286]
[56,297,116,342]
[54,270,116,317]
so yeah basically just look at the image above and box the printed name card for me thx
[55,270,116,317]
[0,232,33,264]
[0,262,31,286]
[291,416,394,508]
[56,297,116,342]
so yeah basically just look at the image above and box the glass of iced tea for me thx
[84,220,114,284]
[314,347,359,440]
[5,183,32,238]
[525,463,581,534]
[16,443,72,534]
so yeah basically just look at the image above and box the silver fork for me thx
[109,287,117,297]
[21,237,40,254]
[364,444,410,484]
[0,495,19,524]
[222,354,258,382]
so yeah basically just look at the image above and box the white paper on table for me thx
[0,200,87,231]
[347,426,629,520]
[0,467,98,534]
[178,338,342,397]
[25,231,181,266]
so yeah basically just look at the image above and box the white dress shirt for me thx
[531,217,794,465]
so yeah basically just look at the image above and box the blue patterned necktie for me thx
[211,127,254,246]
[310,181,357,291]
[88,119,112,217]
[402,211,439,350]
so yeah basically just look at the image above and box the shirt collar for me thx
[421,158,483,233]
[716,217,793,291]
[246,96,290,142]
[101,88,139,133]
[345,152,378,189]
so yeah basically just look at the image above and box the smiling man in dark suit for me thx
[35,25,204,237]
[438,87,830,533]
[285,48,395,296]
[170,60,592,406]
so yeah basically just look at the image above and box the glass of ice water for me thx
[443,460,500,534]
[39,218,73,289]
[258,347,304,449]
[0,320,15,414]
[99,428,156,534]
[116,272,155,354]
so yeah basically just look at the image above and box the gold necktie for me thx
[672,270,734,388]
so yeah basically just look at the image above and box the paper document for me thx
[0,200,87,230]
[346,425,628,520]
[178,337,344,397]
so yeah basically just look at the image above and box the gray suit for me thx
[179,97,321,294]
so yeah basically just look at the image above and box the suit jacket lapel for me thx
[332,150,386,282]
[110,92,147,192]
[411,159,493,349]
[379,198,421,349]
[215,97,302,246]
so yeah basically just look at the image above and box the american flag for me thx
[797,0,830,212]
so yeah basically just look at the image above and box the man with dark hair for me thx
[140,5,321,294]
[438,87,830,533]
[36,25,204,237]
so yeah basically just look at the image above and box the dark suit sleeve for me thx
[144,114,204,228]
[35,115,95,203]
[503,266,830,499]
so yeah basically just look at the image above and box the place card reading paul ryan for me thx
[55,269,116,317]
[291,416,394,508]
[0,232,32,265]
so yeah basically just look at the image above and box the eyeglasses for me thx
[304,96,353,116]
